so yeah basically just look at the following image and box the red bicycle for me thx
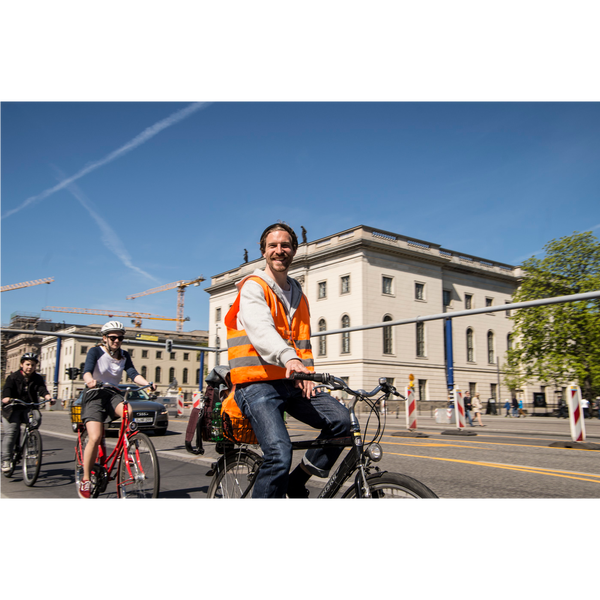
[74,382,160,498]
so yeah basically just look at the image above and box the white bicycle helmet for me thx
[101,320,126,335]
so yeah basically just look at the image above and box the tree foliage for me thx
[507,231,600,400]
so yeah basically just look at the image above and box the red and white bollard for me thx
[405,386,417,430]
[453,388,466,429]
[566,384,586,442]
[177,394,184,418]
[192,391,201,411]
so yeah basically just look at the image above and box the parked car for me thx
[71,384,169,435]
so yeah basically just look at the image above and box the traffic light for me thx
[65,367,80,380]
[166,339,173,353]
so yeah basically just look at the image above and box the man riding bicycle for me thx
[2,353,54,473]
[78,321,156,498]
[225,222,351,498]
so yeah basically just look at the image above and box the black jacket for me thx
[2,369,50,404]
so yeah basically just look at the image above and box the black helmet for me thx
[21,352,39,363]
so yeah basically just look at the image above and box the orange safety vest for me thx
[225,275,314,385]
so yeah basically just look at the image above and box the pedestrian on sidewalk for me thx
[581,397,590,419]
[472,393,485,426]
[511,397,519,418]
[518,399,526,417]
[504,399,511,417]
[464,390,474,426]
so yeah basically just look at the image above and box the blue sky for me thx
[2,101,600,332]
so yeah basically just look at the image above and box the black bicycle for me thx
[207,373,438,499]
[1,399,50,486]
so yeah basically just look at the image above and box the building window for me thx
[341,315,351,354]
[340,275,350,295]
[318,281,327,299]
[443,290,452,307]
[486,297,493,307]
[196,369,200,385]
[505,300,511,317]
[488,331,495,363]
[142,350,148,358]
[465,294,473,310]
[156,351,162,359]
[155,366,161,383]
[170,352,176,360]
[141,366,147,379]
[183,368,188,384]
[318,319,327,356]
[81,346,88,355]
[490,383,497,400]
[507,333,513,351]
[416,322,425,357]
[466,328,474,362]
[169,367,175,383]
[415,283,425,301]
[469,382,477,396]
[383,315,393,355]
[216,307,222,322]
[418,379,427,401]
[382,276,393,295]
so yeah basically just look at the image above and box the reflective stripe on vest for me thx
[225,276,314,385]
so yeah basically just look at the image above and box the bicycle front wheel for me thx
[342,471,438,499]
[117,432,160,498]
[207,449,262,498]
[22,429,42,486]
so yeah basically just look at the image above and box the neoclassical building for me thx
[25,323,207,402]
[205,224,544,406]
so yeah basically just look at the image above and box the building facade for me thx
[30,324,209,402]
[205,225,544,407]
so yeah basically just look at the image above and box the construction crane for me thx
[127,275,205,332]
[1,277,54,292]
[41,306,189,329]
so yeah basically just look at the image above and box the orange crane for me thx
[1,277,54,292]
[41,306,189,329]
[127,276,205,332]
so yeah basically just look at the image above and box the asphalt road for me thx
[2,407,599,499]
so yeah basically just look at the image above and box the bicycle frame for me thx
[75,387,150,490]
[219,387,391,498]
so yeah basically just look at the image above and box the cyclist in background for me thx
[2,353,54,472]
[225,222,351,498]
[79,321,156,498]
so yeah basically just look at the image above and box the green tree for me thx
[508,231,600,400]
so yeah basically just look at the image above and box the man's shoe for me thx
[78,480,92,499]
[1,460,12,473]
[286,482,309,499]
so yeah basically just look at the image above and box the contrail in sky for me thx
[2,102,209,220]
[64,178,160,283]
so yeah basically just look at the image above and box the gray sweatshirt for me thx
[236,269,308,368]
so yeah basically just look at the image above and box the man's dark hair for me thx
[259,222,299,254]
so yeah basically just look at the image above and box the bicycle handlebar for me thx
[4,398,52,408]
[289,372,403,398]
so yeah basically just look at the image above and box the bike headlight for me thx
[366,443,383,462]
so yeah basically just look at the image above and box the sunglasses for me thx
[107,336,124,342]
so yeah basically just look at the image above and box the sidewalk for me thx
[377,411,600,440]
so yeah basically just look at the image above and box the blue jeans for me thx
[234,379,351,498]
[466,409,474,426]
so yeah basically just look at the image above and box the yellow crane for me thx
[1,277,54,292]
[127,276,205,332]
[41,306,188,329]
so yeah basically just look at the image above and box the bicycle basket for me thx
[222,411,258,445]
[221,388,258,445]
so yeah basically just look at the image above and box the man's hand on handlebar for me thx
[285,359,315,399]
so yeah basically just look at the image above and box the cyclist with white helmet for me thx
[2,353,54,473]
[78,321,156,498]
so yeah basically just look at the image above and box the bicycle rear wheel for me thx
[117,432,160,498]
[207,448,262,498]
[342,471,438,499]
[22,429,42,486]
